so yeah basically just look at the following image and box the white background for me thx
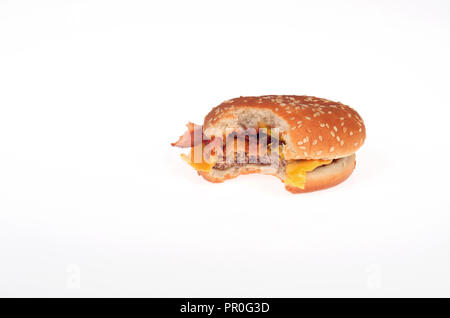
[0,0,449,297]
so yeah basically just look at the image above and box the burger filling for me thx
[172,123,334,189]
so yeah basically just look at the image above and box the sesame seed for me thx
[359,127,362,132]
[343,127,347,133]
[354,142,359,146]
[304,152,308,157]
[336,136,340,142]
[303,137,309,143]
[320,123,325,128]
[333,126,338,132]
[312,139,317,145]
[317,150,322,155]
[349,131,353,136]
[305,116,311,120]
[330,131,335,137]
[329,146,334,152]
[297,121,302,124]
[290,117,295,120]
[299,146,306,150]
[297,141,303,145]
[306,128,312,133]
[318,135,323,141]
[340,140,344,146]
[275,108,279,111]
[340,117,345,120]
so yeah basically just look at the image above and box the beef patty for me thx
[213,152,286,171]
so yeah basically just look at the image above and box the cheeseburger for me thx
[171,95,366,193]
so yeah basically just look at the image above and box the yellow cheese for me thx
[181,144,216,172]
[285,159,332,189]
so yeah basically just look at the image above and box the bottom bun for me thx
[284,154,356,193]
[198,154,356,193]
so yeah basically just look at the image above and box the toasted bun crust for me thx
[198,154,356,193]
[198,166,266,183]
[284,154,356,193]
[203,95,365,160]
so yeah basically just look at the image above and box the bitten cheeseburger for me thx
[171,95,366,193]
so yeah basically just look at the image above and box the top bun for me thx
[203,95,366,160]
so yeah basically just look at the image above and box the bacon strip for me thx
[171,122,204,148]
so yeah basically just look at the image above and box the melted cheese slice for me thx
[181,144,216,172]
[285,159,332,189]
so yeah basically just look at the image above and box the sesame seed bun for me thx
[203,95,366,160]
[173,95,365,193]
[198,154,356,193]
